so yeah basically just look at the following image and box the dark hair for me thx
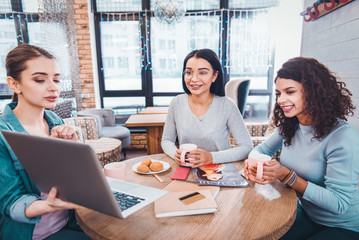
[273,57,355,146]
[182,49,224,96]
[5,44,55,102]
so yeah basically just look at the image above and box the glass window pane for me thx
[103,97,145,124]
[185,0,219,10]
[0,20,17,95]
[0,0,12,12]
[96,0,142,12]
[101,21,142,91]
[245,95,270,121]
[28,22,73,92]
[150,0,219,11]
[0,99,12,112]
[230,11,271,90]
[22,0,39,12]
[229,0,279,9]
[151,15,219,93]
[153,96,175,106]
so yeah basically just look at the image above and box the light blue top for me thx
[252,120,359,232]
[161,94,253,163]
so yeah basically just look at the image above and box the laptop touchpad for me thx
[110,181,138,192]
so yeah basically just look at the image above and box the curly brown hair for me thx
[273,57,355,146]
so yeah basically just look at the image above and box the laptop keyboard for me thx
[112,191,145,211]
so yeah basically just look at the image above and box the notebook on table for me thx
[154,180,219,218]
[1,130,167,219]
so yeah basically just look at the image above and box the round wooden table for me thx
[76,154,297,240]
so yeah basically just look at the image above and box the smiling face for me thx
[12,56,61,109]
[183,57,218,97]
[275,77,311,125]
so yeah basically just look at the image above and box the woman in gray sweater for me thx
[161,49,253,167]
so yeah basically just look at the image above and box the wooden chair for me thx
[64,116,122,167]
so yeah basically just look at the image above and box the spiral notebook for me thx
[154,180,219,218]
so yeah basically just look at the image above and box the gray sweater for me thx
[161,94,253,163]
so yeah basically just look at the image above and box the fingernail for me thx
[185,160,190,163]
[186,152,190,154]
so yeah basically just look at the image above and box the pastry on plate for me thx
[141,159,152,167]
[149,161,163,172]
[137,164,150,173]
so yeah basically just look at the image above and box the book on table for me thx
[192,163,250,187]
[154,180,219,218]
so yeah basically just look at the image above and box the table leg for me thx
[146,126,164,155]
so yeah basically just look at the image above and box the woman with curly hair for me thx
[246,57,359,240]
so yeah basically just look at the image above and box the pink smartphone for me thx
[171,167,190,180]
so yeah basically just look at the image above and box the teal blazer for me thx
[0,102,64,240]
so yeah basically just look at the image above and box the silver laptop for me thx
[1,130,167,219]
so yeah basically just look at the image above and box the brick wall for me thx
[128,132,147,150]
[73,0,96,110]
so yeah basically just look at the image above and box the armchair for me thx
[64,116,122,167]
[245,121,281,160]
[77,109,131,157]
[225,78,251,116]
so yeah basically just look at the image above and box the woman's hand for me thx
[246,159,289,185]
[25,187,84,218]
[174,148,184,165]
[188,148,213,168]
[46,187,83,211]
[51,125,78,142]
[174,148,213,167]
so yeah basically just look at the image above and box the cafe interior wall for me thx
[300,0,359,130]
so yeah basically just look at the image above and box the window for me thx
[0,20,17,96]
[151,15,219,93]
[0,1,12,12]
[93,0,277,122]
[96,0,142,12]
[100,20,142,91]
[0,1,81,115]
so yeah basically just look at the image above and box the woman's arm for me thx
[161,100,179,161]
[0,140,41,224]
[211,102,253,164]
[25,187,82,218]
[301,127,359,214]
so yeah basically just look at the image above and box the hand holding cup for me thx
[246,152,271,181]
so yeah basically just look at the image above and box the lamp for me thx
[154,0,186,24]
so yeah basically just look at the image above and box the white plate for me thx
[132,160,170,174]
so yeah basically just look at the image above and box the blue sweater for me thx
[0,103,65,240]
[253,120,359,232]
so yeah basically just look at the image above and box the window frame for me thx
[92,0,275,118]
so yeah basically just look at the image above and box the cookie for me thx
[149,161,163,172]
[141,159,152,167]
[137,164,150,173]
